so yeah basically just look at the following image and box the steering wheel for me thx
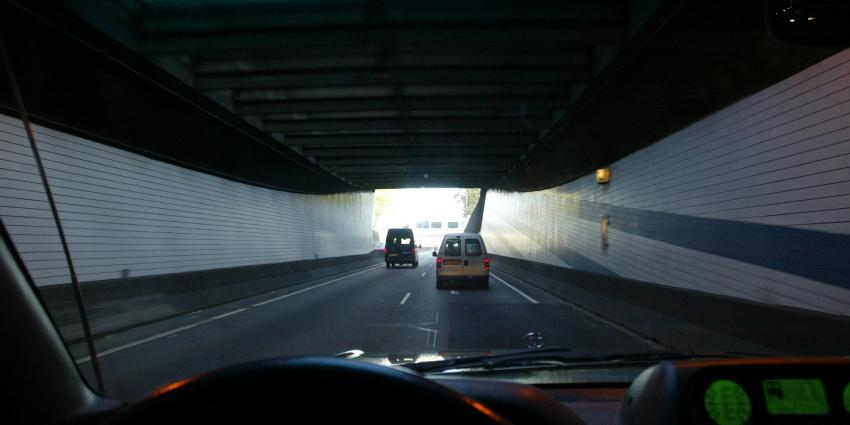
[105,357,513,424]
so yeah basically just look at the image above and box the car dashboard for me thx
[431,357,850,425]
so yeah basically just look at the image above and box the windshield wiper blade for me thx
[405,349,779,373]
[404,347,574,373]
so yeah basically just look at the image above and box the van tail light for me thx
[484,257,490,271]
[436,257,442,270]
[383,248,388,254]
[412,247,416,255]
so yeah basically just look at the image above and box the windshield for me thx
[1,0,849,402]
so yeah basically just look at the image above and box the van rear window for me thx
[389,237,412,246]
[444,238,462,256]
[465,239,482,256]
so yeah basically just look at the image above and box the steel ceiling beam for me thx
[138,25,626,55]
[332,164,509,174]
[316,157,518,166]
[265,117,548,134]
[233,84,572,101]
[345,173,504,181]
[344,175,503,188]
[259,109,553,121]
[234,96,568,114]
[195,67,589,90]
[302,145,526,158]
[138,1,626,34]
[355,179,496,189]
[195,48,591,73]
[280,133,535,147]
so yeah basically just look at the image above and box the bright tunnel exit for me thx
[372,188,480,249]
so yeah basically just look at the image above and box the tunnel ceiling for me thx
[10,0,841,192]
[51,0,646,190]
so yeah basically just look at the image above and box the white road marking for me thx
[76,308,247,364]
[491,269,665,349]
[76,263,384,364]
[423,311,440,348]
[450,290,459,295]
[210,308,248,320]
[546,291,666,350]
[251,264,383,307]
[400,292,411,305]
[433,312,440,349]
[490,273,539,304]
[421,272,427,277]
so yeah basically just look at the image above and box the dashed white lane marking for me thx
[400,292,411,305]
[450,290,459,295]
[76,263,384,364]
[421,272,427,277]
[490,273,539,304]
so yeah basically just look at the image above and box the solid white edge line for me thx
[491,268,665,350]
[400,292,411,305]
[552,293,666,350]
[76,263,384,364]
[490,273,539,304]
[76,308,248,364]
[251,263,384,307]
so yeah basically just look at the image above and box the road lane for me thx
[74,252,658,400]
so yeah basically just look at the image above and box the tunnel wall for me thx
[0,113,374,287]
[481,49,850,316]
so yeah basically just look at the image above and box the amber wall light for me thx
[596,168,611,184]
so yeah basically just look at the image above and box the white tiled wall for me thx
[0,113,373,286]
[482,49,850,315]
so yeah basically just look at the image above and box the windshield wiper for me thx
[404,349,779,373]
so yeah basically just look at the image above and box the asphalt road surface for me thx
[73,252,659,400]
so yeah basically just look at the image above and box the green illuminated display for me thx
[763,379,828,415]
[704,379,751,425]
[843,383,850,413]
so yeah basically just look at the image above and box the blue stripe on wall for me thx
[580,201,850,288]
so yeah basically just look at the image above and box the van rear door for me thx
[440,236,463,277]
[462,237,486,277]
[387,230,414,259]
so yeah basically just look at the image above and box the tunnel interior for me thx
[1,0,850,405]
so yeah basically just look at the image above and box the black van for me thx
[384,228,418,268]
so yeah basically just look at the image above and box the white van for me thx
[433,233,489,289]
